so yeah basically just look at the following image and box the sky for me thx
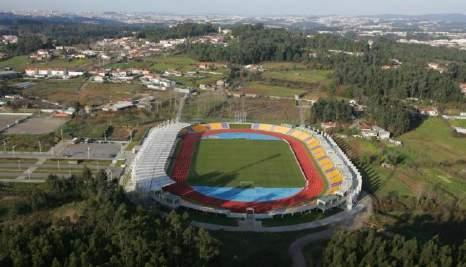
[2,0,466,16]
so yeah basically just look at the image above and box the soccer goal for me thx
[239,181,255,188]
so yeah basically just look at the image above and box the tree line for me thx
[0,170,220,267]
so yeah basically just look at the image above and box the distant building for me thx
[420,107,439,117]
[454,127,466,135]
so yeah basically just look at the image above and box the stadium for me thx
[128,121,362,224]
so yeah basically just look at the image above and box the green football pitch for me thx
[188,139,305,188]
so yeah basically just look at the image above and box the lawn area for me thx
[400,118,466,162]
[346,118,466,201]
[79,82,146,106]
[263,68,333,85]
[241,81,307,97]
[0,56,97,72]
[23,78,86,106]
[188,139,305,187]
[448,119,466,128]
[106,54,202,73]
[0,56,29,71]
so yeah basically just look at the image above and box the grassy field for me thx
[241,81,307,97]
[23,78,86,106]
[343,118,466,202]
[188,139,305,187]
[78,82,146,106]
[106,54,203,73]
[0,56,29,71]
[448,119,466,128]
[262,64,333,86]
[0,56,97,72]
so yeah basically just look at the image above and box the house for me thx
[198,63,211,70]
[216,80,226,90]
[420,107,439,117]
[321,121,337,130]
[360,123,391,140]
[68,71,85,78]
[461,83,466,96]
[244,64,264,72]
[25,69,38,77]
[454,127,466,135]
[92,76,106,83]
[427,63,446,73]
[373,126,391,140]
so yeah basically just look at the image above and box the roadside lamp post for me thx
[38,141,42,153]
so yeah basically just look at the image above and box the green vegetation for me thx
[0,56,29,71]
[78,82,146,106]
[448,119,466,128]
[0,133,57,152]
[0,170,220,266]
[107,54,202,74]
[23,78,85,106]
[188,139,305,188]
[262,63,332,86]
[241,81,307,97]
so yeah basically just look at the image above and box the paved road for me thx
[288,228,335,267]
[288,195,374,267]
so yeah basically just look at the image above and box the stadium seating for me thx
[207,123,224,130]
[291,130,311,141]
[258,123,273,131]
[192,124,209,133]
[306,138,320,149]
[272,125,292,134]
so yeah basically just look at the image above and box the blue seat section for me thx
[202,132,280,141]
[192,186,303,202]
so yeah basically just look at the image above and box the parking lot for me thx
[61,143,122,159]
[0,113,31,132]
[5,116,68,135]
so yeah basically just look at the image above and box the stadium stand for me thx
[131,122,190,192]
[192,124,209,133]
[258,123,273,131]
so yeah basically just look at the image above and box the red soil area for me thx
[163,129,325,213]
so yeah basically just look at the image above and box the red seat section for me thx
[164,129,325,213]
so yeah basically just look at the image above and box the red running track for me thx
[164,129,325,213]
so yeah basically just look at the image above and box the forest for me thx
[0,170,220,267]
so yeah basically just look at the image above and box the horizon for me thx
[2,0,466,17]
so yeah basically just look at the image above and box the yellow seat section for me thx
[330,174,343,184]
[273,126,291,134]
[291,130,310,141]
[192,124,208,133]
[208,123,223,130]
[321,162,334,172]
[313,149,326,159]
[327,169,341,179]
[258,124,273,131]
[319,158,332,167]
[306,139,320,149]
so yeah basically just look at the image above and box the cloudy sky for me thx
[2,0,466,15]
